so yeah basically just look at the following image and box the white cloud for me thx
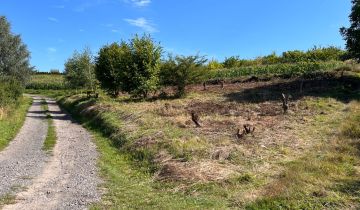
[111,29,120,33]
[47,47,57,53]
[79,29,85,32]
[131,0,151,7]
[48,17,59,22]
[124,17,157,33]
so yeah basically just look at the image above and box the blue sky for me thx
[0,0,351,72]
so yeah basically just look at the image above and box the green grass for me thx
[90,131,227,209]
[212,61,345,79]
[0,97,32,151]
[26,73,65,90]
[0,194,16,207]
[40,99,56,152]
[245,101,360,210]
[49,72,360,209]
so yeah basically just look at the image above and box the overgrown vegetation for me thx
[95,34,162,98]
[26,73,66,90]
[212,61,345,79]
[57,69,360,208]
[160,54,208,97]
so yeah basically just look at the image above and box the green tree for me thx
[223,56,240,68]
[95,42,131,97]
[0,16,32,84]
[160,54,208,97]
[95,34,162,98]
[340,0,360,61]
[64,47,96,91]
[127,34,162,98]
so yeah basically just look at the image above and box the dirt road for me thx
[1,96,101,210]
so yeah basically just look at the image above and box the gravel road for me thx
[2,96,101,210]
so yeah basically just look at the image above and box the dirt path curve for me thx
[3,97,101,210]
[0,96,48,199]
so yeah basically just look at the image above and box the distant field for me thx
[26,74,66,90]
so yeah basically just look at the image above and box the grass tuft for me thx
[41,99,56,152]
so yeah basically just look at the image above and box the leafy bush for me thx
[64,47,96,90]
[0,77,24,108]
[95,42,129,97]
[95,34,162,98]
[160,54,208,97]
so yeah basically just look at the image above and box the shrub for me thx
[160,54,208,97]
[64,47,97,91]
[95,34,162,98]
[0,77,23,108]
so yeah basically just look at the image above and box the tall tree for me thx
[95,42,130,97]
[0,16,32,84]
[340,0,360,61]
[95,34,162,98]
[128,34,162,98]
[64,47,96,90]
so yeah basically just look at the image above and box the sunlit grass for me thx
[0,97,32,151]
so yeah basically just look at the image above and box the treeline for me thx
[215,46,346,69]
[63,34,347,99]
[0,16,32,108]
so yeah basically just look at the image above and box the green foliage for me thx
[26,73,66,90]
[0,77,24,108]
[0,16,32,84]
[223,56,241,68]
[160,54,208,97]
[95,42,129,97]
[95,34,162,98]
[341,0,360,62]
[64,47,96,90]
[49,69,61,74]
[126,34,162,98]
[221,47,345,70]
[207,59,224,69]
[213,61,344,79]
[0,97,32,151]
[95,42,130,96]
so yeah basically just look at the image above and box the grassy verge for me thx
[0,97,32,151]
[246,101,360,209]
[90,130,226,209]
[41,99,56,152]
[58,99,227,209]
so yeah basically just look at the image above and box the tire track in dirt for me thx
[4,98,101,210]
[0,96,48,200]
